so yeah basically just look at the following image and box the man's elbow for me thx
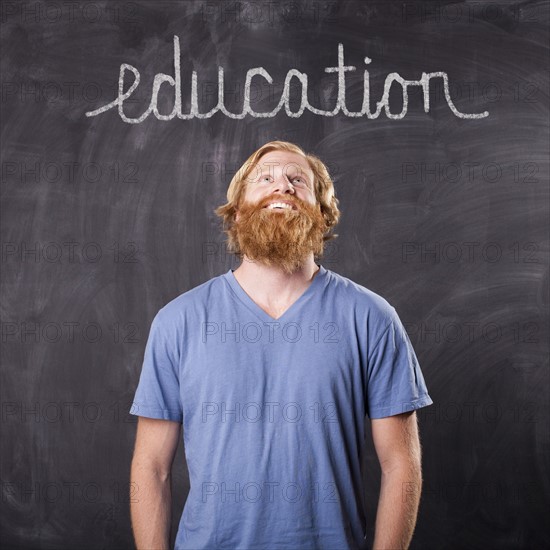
[380,459,423,504]
[131,453,172,483]
[380,454,422,478]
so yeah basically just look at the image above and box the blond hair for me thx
[214,141,340,259]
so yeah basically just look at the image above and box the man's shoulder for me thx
[325,268,398,326]
[326,268,395,310]
[154,271,227,321]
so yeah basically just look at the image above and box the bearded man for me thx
[129,141,433,550]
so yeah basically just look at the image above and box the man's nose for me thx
[270,174,295,193]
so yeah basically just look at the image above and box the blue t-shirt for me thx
[130,264,433,550]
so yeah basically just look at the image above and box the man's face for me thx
[233,151,327,274]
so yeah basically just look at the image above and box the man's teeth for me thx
[266,202,293,210]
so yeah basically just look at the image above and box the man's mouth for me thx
[263,202,297,211]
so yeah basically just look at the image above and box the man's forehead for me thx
[256,154,312,174]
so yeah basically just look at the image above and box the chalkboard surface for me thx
[1,1,548,549]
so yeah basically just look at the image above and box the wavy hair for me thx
[214,141,340,259]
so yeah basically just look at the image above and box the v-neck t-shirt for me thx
[129,264,433,550]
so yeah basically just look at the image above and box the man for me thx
[129,141,433,550]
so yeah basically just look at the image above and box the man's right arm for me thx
[130,416,182,550]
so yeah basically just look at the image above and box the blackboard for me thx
[1,1,548,548]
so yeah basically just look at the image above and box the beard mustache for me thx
[233,195,328,275]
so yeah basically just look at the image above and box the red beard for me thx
[234,195,328,275]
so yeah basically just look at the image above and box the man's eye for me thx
[258,176,305,185]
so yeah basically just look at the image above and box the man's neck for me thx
[232,255,320,309]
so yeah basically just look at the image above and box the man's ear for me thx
[235,209,240,222]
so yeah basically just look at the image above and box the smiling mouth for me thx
[263,203,297,211]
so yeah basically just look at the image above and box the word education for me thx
[85,36,489,123]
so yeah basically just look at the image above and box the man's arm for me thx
[130,416,181,550]
[370,411,423,550]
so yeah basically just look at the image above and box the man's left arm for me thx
[371,410,423,550]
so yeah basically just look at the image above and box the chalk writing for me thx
[85,36,489,122]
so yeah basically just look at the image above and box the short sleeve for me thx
[366,308,433,419]
[129,310,183,423]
